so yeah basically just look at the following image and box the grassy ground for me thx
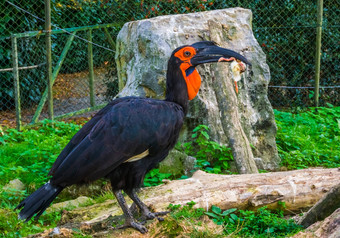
[0,107,339,237]
[275,106,339,169]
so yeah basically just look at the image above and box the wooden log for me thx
[79,168,340,226]
[293,208,340,238]
[142,168,340,213]
[298,183,340,228]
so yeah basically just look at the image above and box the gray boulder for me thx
[115,8,280,171]
[3,179,25,195]
[158,150,196,177]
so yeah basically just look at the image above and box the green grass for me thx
[0,120,82,237]
[0,120,81,189]
[152,202,225,237]
[275,106,340,169]
[205,203,302,237]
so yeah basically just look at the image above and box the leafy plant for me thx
[275,106,340,169]
[205,206,238,226]
[143,168,172,187]
[205,204,302,237]
[0,120,81,197]
[179,125,233,174]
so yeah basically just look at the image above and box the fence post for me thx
[314,0,323,108]
[45,0,53,120]
[11,35,21,131]
[31,32,76,124]
[88,29,95,107]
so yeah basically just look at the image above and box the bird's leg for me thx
[129,202,139,216]
[125,188,169,222]
[113,190,148,234]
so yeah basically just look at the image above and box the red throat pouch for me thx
[185,69,201,100]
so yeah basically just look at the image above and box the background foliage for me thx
[0,0,339,123]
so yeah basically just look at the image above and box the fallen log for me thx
[143,168,340,213]
[69,168,340,226]
[298,183,340,228]
[293,208,340,238]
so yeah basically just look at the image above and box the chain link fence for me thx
[1,0,339,128]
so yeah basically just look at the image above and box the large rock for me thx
[115,8,280,170]
[158,149,196,177]
[3,179,25,195]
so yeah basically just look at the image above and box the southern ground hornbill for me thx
[16,41,251,233]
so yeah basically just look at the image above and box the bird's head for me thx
[170,41,251,100]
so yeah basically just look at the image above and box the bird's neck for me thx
[165,63,189,114]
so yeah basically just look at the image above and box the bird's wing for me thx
[49,98,184,186]
[49,97,132,176]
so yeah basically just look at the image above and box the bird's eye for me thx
[184,51,191,57]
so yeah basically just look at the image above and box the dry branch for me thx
[142,168,340,214]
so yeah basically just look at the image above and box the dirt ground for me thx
[0,67,114,128]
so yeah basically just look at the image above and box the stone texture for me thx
[115,8,280,170]
[3,179,25,195]
[47,196,94,212]
[61,179,111,199]
[158,149,196,177]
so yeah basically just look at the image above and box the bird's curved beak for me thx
[190,43,251,67]
[190,42,251,94]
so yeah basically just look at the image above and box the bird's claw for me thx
[143,210,169,221]
[114,220,148,234]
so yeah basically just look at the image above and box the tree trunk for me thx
[116,8,281,171]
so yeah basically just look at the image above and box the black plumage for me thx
[16,41,251,233]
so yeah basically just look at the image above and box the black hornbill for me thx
[15,41,251,233]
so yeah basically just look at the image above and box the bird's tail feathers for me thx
[15,182,63,222]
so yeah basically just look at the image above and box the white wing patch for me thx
[124,149,149,163]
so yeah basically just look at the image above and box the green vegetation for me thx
[178,125,233,174]
[0,120,81,237]
[0,120,81,189]
[2,0,338,110]
[275,106,340,169]
[205,203,302,237]
[143,168,172,187]
[156,202,216,237]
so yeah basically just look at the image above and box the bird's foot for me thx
[143,210,170,222]
[114,219,148,234]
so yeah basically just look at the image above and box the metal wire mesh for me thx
[0,0,339,128]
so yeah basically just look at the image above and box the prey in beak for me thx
[230,59,246,94]
[218,57,246,94]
